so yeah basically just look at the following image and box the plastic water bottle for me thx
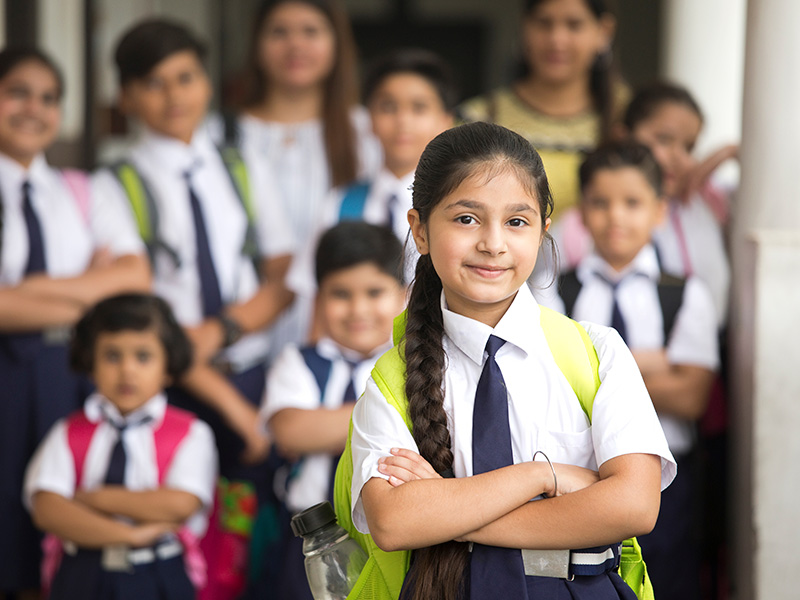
[291,501,368,600]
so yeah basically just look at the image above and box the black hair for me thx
[0,47,64,99]
[521,0,619,140]
[579,140,663,196]
[315,221,404,286]
[70,293,192,380]
[623,81,704,132]
[363,48,459,113]
[402,121,552,600]
[114,19,207,86]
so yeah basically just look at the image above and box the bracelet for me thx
[533,450,557,498]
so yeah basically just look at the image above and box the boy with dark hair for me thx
[258,221,405,600]
[93,19,296,597]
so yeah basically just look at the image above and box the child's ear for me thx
[407,209,429,255]
[654,196,669,225]
[543,217,552,234]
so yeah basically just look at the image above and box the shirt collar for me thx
[135,125,218,175]
[0,153,49,200]
[578,244,661,284]
[441,284,541,366]
[84,392,168,426]
[316,336,393,364]
[372,168,414,200]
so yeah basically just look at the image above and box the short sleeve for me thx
[241,148,295,259]
[88,169,146,258]
[260,345,322,427]
[23,420,75,510]
[666,277,720,370]
[349,378,417,533]
[582,322,677,491]
[163,419,218,508]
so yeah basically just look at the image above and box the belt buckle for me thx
[101,544,133,573]
[521,548,571,579]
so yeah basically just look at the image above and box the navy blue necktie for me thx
[385,193,398,234]
[185,171,223,317]
[597,274,628,344]
[342,360,360,404]
[470,335,528,598]
[104,415,152,485]
[22,181,47,274]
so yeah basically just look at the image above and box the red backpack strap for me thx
[153,406,195,485]
[65,410,99,488]
[61,169,91,226]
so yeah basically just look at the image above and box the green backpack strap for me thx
[111,161,181,267]
[217,144,260,265]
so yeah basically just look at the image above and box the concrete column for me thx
[660,0,746,184]
[730,1,800,598]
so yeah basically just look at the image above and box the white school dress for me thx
[545,245,719,456]
[92,126,295,372]
[285,167,416,302]
[235,107,383,355]
[349,284,676,533]
[260,337,391,513]
[653,196,730,326]
[23,393,218,538]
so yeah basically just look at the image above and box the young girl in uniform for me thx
[348,122,675,600]
[24,293,217,600]
[0,48,149,598]
[235,0,382,350]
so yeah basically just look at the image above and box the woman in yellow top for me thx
[459,0,628,222]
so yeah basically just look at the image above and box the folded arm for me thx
[74,486,201,524]
[32,491,176,549]
[269,405,354,456]
[634,350,714,420]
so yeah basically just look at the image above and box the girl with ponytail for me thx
[347,122,675,600]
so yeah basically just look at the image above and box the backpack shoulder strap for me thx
[656,273,687,344]
[299,346,334,402]
[338,181,371,222]
[61,169,91,225]
[153,406,195,485]
[65,410,100,487]
[539,306,601,423]
[110,161,181,267]
[558,269,582,318]
[217,143,260,264]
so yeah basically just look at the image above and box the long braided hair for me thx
[402,122,553,600]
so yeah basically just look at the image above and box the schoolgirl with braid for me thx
[346,122,676,600]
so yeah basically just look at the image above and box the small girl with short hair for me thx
[24,293,217,600]
[344,122,675,600]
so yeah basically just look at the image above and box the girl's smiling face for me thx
[0,60,61,167]
[409,167,550,327]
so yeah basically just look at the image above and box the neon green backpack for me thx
[333,306,655,600]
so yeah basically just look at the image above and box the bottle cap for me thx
[291,501,337,537]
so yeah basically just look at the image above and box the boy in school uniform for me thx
[257,221,406,600]
[92,20,295,469]
[285,48,455,318]
[545,141,718,600]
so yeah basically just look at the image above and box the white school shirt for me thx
[285,168,416,301]
[350,285,676,534]
[23,393,218,537]
[92,126,295,370]
[544,245,719,455]
[653,196,730,326]
[235,107,383,355]
[0,152,143,287]
[260,337,391,513]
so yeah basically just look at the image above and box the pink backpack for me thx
[61,169,91,224]
[40,405,207,594]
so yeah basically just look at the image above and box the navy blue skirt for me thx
[49,550,194,600]
[0,335,88,591]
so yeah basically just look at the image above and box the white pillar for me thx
[731,1,800,599]
[660,0,746,184]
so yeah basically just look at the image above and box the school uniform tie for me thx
[22,181,47,274]
[327,359,360,503]
[104,415,153,485]
[596,273,628,344]
[385,193,398,234]
[470,335,528,599]
[185,170,223,317]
